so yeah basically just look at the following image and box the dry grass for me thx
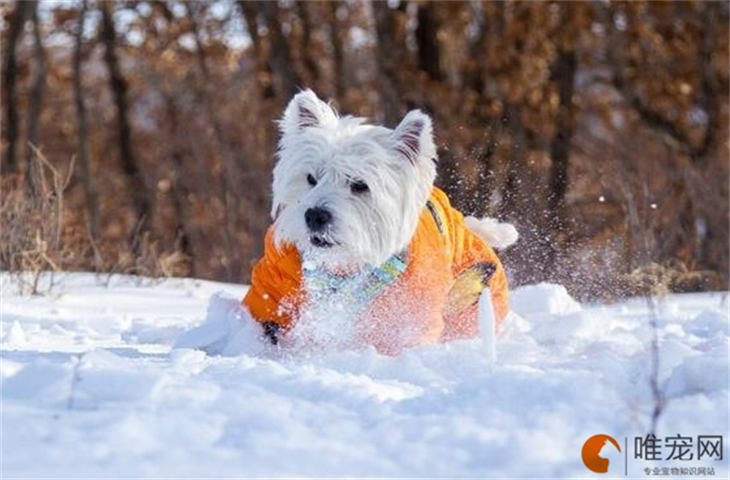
[1,147,82,294]
[620,260,724,297]
[1,146,188,295]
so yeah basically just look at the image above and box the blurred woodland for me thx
[1,0,728,298]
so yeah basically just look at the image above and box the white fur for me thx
[271,90,437,269]
[464,216,519,250]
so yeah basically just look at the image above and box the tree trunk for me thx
[470,121,500,216]
[463,3,486,94]
[296,1,320,86]
[25,1,47,197]
[185,2,241,281]
[162,93,196,276]
[372,1,403,126]
[692,2,720,162]
[415,1,442,81]
[547,47,577,231]
[694,2,725,275]
[2,1,30,174]
[237,1,275,99]
[100,1,151,227]
[328,2,346,104]
[259,1,299,101]
[464,2,503,214]
[73,0,100,240]
[499,103,526,220]
[545,45,577,272]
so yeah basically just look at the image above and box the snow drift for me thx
[1,273,728,476]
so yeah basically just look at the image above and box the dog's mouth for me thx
[310,235,334,248]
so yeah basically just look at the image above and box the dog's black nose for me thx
[305,207,332,232]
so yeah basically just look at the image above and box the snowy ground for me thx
[1,272,728,478]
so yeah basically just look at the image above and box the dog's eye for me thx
[350,180,369,195]
[307,174,317,186]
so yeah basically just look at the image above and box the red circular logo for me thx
[582,434,621,473]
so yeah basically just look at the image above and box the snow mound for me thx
[510,282,582,317]
[174,292,269,356]
[664,340,729,398]
[684,309,730,338]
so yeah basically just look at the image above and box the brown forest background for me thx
[1,0,728,299]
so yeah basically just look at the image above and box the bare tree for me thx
[415,1,442,82]
[184,1,243,281]
[258,1,300,101]
[372,1,404,126]
[296,2,320,86]
[460,2,504,214]
[692,3,722,163]
[546,47,577,222]
[73,0,100,240]
[499,103,527,220]
[328,2,346,104]
[100,1,152,226]
[162,92,196,276]
[2,1,31,174]
[237,0,275,99]
[545,49,577,272]
[25,1,47,197]
[546,5,578,247]
[463,2,487,94]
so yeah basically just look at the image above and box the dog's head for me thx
[271,90,437,269]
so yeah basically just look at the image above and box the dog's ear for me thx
[280,89,337,135]
[391,109,436,164]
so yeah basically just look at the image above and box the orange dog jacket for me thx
[243,187,509,354]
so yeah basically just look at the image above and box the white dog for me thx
[172,90,518,355]
[236,90,518,354]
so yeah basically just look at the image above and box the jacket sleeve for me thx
[242,227,302,329]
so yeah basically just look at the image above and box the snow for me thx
[478,289,497,365]
[1,272,728,477]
